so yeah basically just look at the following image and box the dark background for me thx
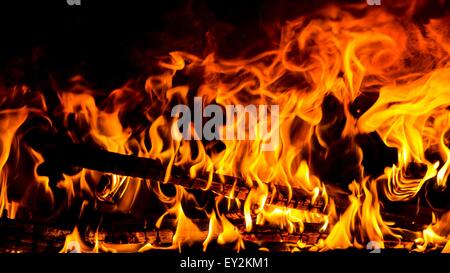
[1,0,449,91]
[0,0,333,91]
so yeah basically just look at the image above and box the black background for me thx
[0,0,335,91]
[0,251,447,272]
[1,0,449,93]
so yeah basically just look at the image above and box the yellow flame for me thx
[0,108,28,218]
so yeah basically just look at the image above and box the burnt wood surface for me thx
[36,142,336,210]
[0,217,424,253]
[29,140,434,228]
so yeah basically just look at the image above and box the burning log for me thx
[33,138,436,228]
[0,214,422,253]
[35,141,341,210]
[24,128,437,238]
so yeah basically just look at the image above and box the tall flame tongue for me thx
[0,108,28,218]
[2,1,450,253]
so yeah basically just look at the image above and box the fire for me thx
[1,1,450,253]
[0,108,29,218]
[359,68,450,201]
[316,179,401,251]
[155,193,206,251]
[414,211,450,252]
[203,207,245,252]
[60,227,93,253]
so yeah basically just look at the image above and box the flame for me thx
[60,226,99,253]
[414,211,450,253]
[0,108,28,218]
[314,179,402,251]
[359,69,450,201]
[1,1,450,253]
[436,113,450,188]
[203,207,245,252]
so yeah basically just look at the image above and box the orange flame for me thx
[1,1,450,253]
